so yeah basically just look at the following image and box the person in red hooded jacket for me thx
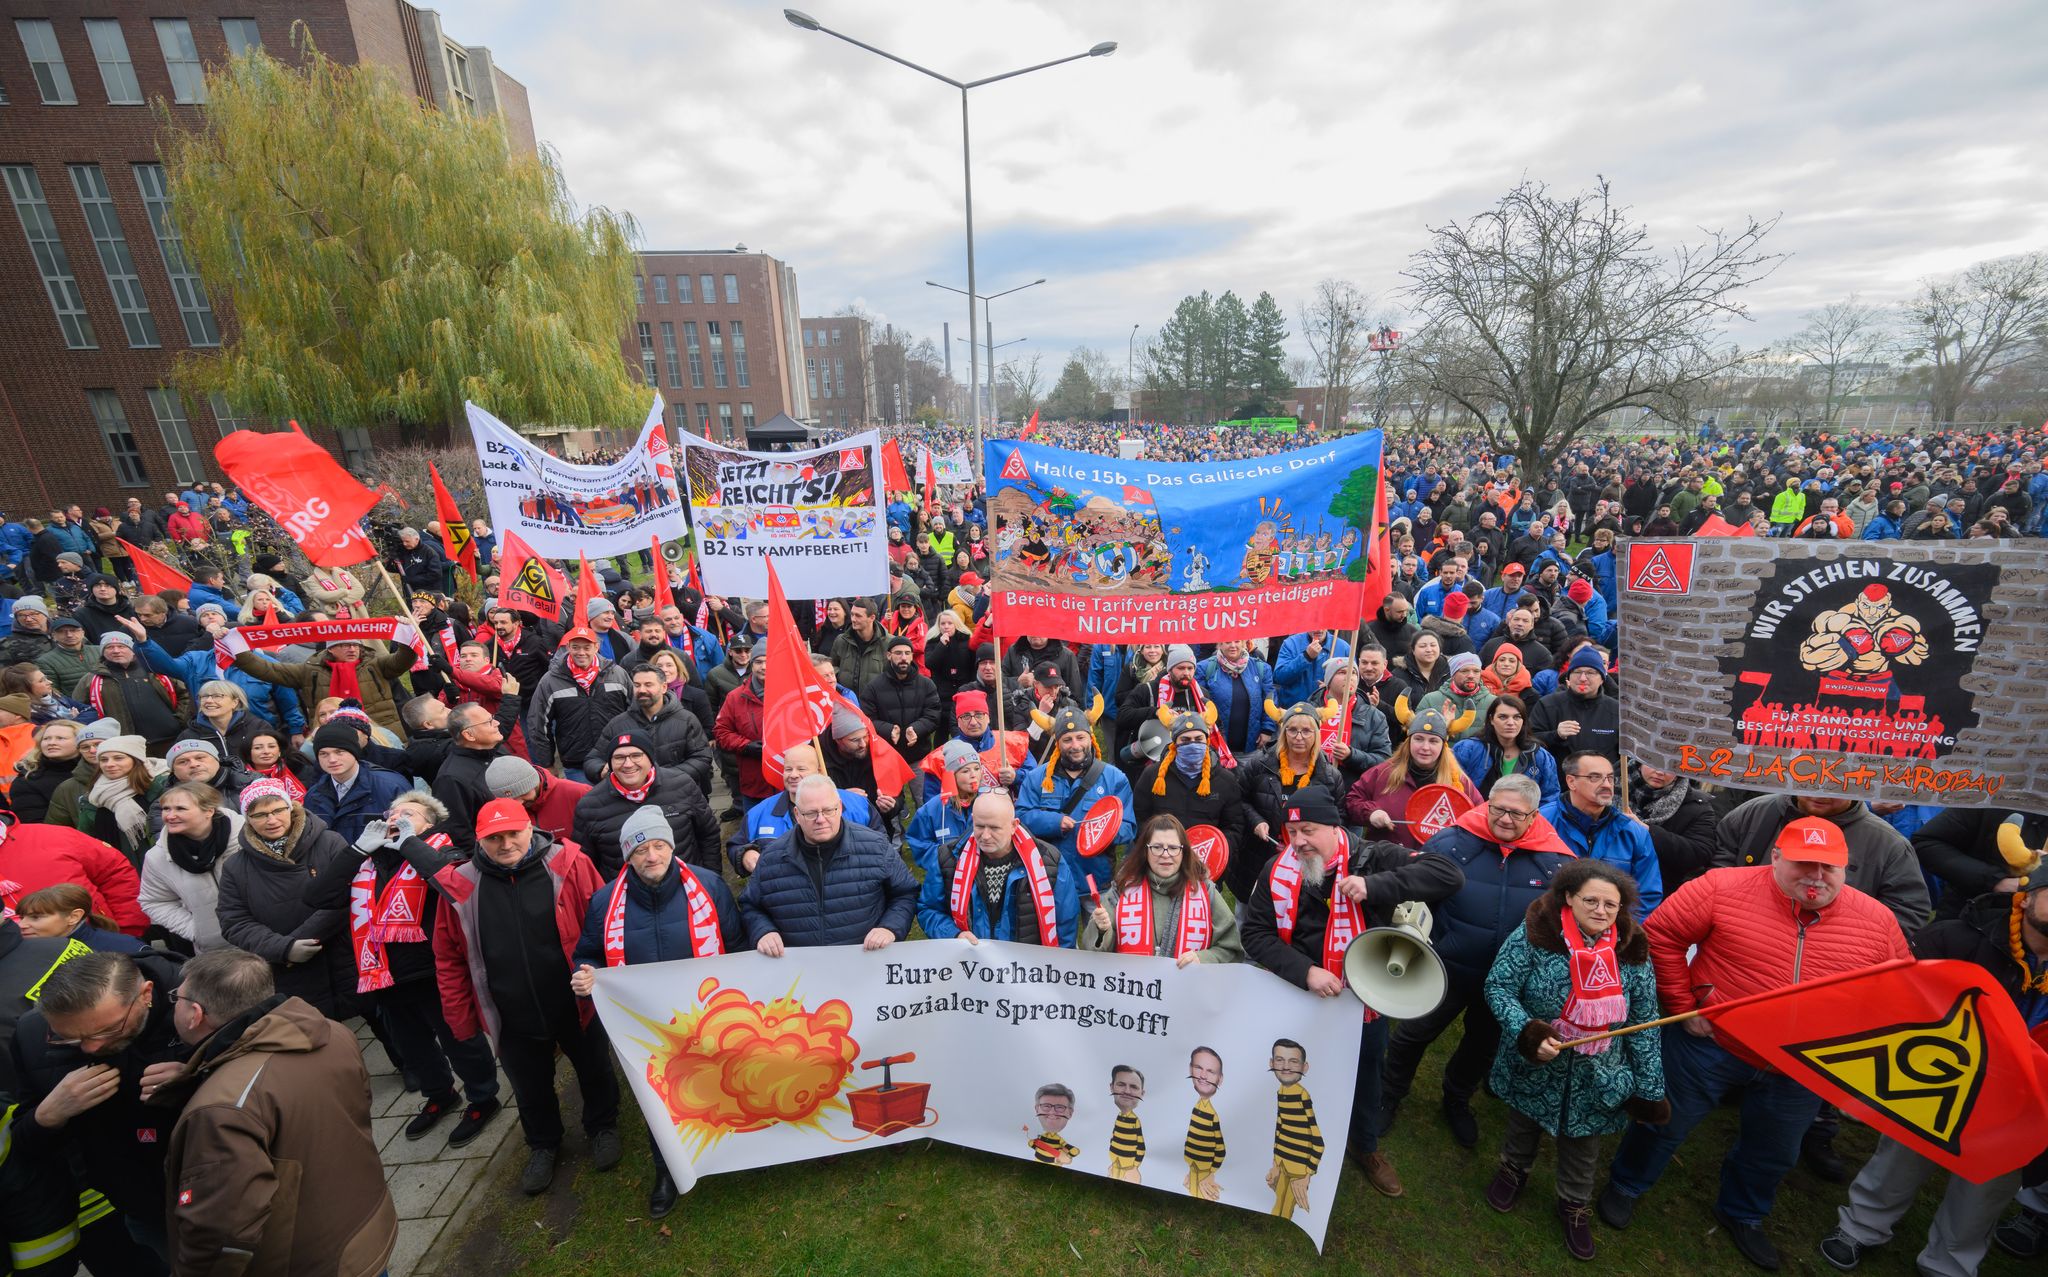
[0,809,147,935]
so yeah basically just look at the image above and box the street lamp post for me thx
[959,335,1027,423]
[930,277,1041,429]
[1126,322,1140,424]
[785,10,1114,461]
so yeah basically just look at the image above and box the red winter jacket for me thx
[714,681,771,800]
[1646,865,1909,1067]
[0,819,148,935]
[524,771,589,845]
[431,837,599,1044]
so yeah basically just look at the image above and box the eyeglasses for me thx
[1034,1103,1072,1117]
[796,807,841,821]
[47,988,144,1047]
[1571,898,1622,913]
[1569,772,1616,787]
[1144,842,1184,854]
[1488,804,1536,822]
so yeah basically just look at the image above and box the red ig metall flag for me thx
[428,462,479,579]
[215,425,379,567]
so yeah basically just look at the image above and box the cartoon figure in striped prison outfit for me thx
[1183,1046,1227,1200]
[1027,1083,1078,1166]
[1267,1038,1324,1217]
[1107,1065,1147,1183]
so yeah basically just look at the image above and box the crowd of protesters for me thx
[0,415,2043,1275]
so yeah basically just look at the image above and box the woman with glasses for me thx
[1481,859,1664,1260]
[1082,814,1244,966]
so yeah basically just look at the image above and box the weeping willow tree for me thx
[161,28,644,435]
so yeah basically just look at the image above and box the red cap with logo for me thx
[1774,816,1849,866]
[475,797,534,839]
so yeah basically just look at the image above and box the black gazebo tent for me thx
[744,413,812,450]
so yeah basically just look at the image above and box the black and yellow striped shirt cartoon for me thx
[1183,1099,1225,1170]
[1109,1111,1146,1161]
[1272,1083,1323,1175]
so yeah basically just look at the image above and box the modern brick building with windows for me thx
[0,2,534,510]
[624,248,810,445]
[799,315,874,433]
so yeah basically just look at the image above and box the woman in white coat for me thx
[139,780,243,953]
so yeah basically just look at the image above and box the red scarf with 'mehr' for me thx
[950,830,1057,945]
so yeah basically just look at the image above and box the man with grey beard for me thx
[1240,787,1463,1200]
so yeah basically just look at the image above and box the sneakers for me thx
[446,1098,502,1149]
[1356,1150,1404,1198]
[1818,1227,1868,1270]
[1558,1198,1596,1260]
[404,1093,459,1141]
[1713,1205,1782,1271]
[1440,1095,1479,1149]
[1595,1183,1636,1230]
[1996,1206,2048,1258]
[591,1127,624,1171]
[1485,1162,1530,1213]
[1802,1133,1848,1183]
[520,1147,558,1196]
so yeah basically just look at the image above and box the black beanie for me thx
[310,721,365,760]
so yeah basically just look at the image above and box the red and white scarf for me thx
[1155,674,1235,767]
[1113,879,1211,959]
[601,866,723,967]
[611,772,652,803]
[349,836,444,993]
[568,658,602,694]
[950,830,1057,945]
[87,672,178,718]
[1268,838,1372,1020]
[214,616,425,670]
[1554,910,1627,1054]
[253,762,306,803]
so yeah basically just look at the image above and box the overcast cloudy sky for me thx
[431,0,2048,371]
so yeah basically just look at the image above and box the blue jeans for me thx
[1606,1024,1823,1225]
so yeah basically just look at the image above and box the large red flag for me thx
[1701,958,2048,1182]
[571,553,603,632]
[118,539,192,596]
[428,463,479,579]
[651,535,675,613]
[879,439,913,498]
[1356,461,1391,624]
[494,530,566,622]
[760,557,916,797]
[920,446,938,517]
[1019,409,1041,439]
[214,426,379,567]
[1695,512,1755,538]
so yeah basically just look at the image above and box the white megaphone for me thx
[1342,901,1448,1020]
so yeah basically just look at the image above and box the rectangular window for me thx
[659,321,681,388]
[336,426,374,471]
[154,20,206,104]
[803,329,813,347]
[16,19,75,104]
[741,403,756,434]
[682,321,703,388]
[694,402,710,436]
[722,273,739,304]
[718,403,734,439]
[834,358,846,400]
[4,165,96,349]
[675,273,692,303]
[699,274,714,306]
[148,388,204,484]
[83,19,142,104]
[652,273,667,305]
[134,163,219,345]
[819,358,832,399]
[669,400,686,433]
[707,322,727,389]
[636,321,657,384]
[634,274,645,305]
[220,19,262,57]
[69,164,158,348]
[89,390,147,486]
[208,393,247,435]
[831,327,842,346]
[442,44,474,113]
[806,357,819,399]
[730,320,749,388]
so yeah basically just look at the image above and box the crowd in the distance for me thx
[0,418,2043,1276]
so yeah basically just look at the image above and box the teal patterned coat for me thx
[1483,907,1664,1139]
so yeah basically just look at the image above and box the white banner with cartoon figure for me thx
[467,395,686,558]
[592,941,1362,1249]
[675,430,889,599]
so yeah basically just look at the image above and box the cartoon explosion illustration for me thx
[630,976,862,1157]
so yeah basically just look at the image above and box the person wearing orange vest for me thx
[570,806,742,1218]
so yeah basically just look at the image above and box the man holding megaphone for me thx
[1240,787,1464,1202]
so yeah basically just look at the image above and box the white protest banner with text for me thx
[675,430,889,600]
[467,395,687,558]
[592,940,1361,1249]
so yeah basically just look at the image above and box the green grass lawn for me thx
[445,1026,2031,1277]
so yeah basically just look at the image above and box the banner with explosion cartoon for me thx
[591,940,1364,1248]
[1621,538,2048,813]
[981,430,1384,643]
[675,430,888,600]
[467,394,686,559]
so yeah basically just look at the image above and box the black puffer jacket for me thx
[862,667,942,762]
[583,695,714,793]
[525,652,631,772]
[215,808,358,1017]
[570,767,721,880]
[1133,754,1252,896]
[1914,809,2048,917]
[1236,747,1345,840]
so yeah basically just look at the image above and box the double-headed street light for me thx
[784,10,1115,459]
[957,335,1028,423]
[930,277,1043,431]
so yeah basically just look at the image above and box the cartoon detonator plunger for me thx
[1183,1047,1226,1201]
[1107,1065,1147,1182]
[1028,1083,1079,1166]
[844,1053,932,1137]
[1798,582,1929,695]
[1266,1038,1324,1218]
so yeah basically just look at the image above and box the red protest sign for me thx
[1186,823,1229,880]
[1076,794,1124,859]
[1405,784,1472,841]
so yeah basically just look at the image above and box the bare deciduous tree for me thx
[1400,177,1780,480]
[1897,252,2048,425]
[1299,279,1372,427]
[1784,296,1892,427]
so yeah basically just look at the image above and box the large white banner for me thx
[921,444,974,485]
[592,941,1362,1249]
[676,430,888,600]
[467,395,687,558]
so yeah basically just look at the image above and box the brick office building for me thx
[624,249,810,446]
[0,2,534,511]
[799,315,874,432]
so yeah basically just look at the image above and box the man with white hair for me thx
[740,774,916,953]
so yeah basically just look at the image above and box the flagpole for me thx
[1553,1008,1703,1050]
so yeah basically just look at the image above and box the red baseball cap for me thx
[558,626,599,648]
[475,798,533,839]
[1774,816,1848,866]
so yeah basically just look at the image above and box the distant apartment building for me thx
[0,1,535,509]
[623,249,809,445]
[799,316,874,432]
